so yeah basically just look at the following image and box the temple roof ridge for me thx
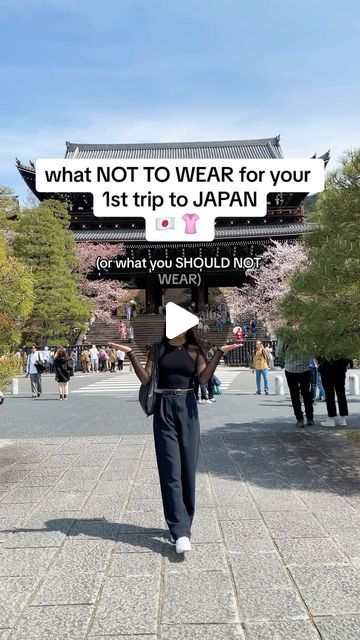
[64,136,284,160]
[65,136,282,151]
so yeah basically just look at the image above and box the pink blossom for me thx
[76,243,128,320]
[222,241,308,329]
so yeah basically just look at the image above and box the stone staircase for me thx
[85,316,268,362]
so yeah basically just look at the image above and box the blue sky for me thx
[1,0,359,202]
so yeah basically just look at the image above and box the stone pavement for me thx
[0,422,360,639]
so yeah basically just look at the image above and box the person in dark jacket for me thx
[318,358,351,427]
[54,348,71,399]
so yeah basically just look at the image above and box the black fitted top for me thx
[158,342,197,389]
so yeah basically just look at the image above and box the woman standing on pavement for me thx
[109,328,240,555]
[54,348,71,399]
[252,340,270,395]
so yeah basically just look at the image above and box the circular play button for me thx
[165,302,199,339]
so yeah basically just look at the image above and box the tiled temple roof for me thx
[64,136,284,160]
[72,221,314,243]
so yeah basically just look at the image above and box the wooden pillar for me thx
[191,276,206,312]
[197,280,206,306]
[145,275,162,312]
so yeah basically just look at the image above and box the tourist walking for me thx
[109,329,240,554]
[265,344,275,370]
[216,312,224,332]
[42,347,52,374]
[109,348,117,372]
[20,349,27,374]
[118,321,127,341]
[98,347,108,372]
[276,341,314,428]
[117,348,125,371]
[250,320,257,339]
[105,345,112,371]
[206,343,216,402]
[318,358,351,427]
[25,345,44,398]
[252,340,270,395]
[80,347,90,373]
[128,325,134,343]
[309,358,325,402]
[89,344,99,372]
[54,348,72,399]
[194,375,212,404]
[69,348,77,376]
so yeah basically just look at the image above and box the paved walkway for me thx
[2,369,359,439]
[0,422,360,639]
[72,368,240,396]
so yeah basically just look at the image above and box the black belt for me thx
[155,388,194,396]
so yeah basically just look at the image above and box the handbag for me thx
[34,358,46,374]
[213,384,222,396]
[138,342,160,416]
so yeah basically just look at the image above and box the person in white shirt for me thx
[42,346,54,373]
[117,348,125,371]
[89,345,99,372]
[26,345,43,397]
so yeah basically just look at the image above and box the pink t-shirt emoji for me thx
[182,213,199,234]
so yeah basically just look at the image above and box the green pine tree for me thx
[303,193,319,215]
[13,200,92,344]
[279,149,360,359]
[0,230,34,350]
[0,186,19,230]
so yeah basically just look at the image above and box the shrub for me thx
[0,355,21,391]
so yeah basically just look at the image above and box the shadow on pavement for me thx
[199,420,360,498]
[2,518,182,560]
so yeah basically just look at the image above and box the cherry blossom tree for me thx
[222,240,308,331]
[76,243,128,320]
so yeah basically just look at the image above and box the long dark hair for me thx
[161,325,208,362]
[55,348,67,359]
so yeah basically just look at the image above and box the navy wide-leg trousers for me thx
[153,392,200,540]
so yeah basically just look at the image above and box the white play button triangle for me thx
[165,302,199,339]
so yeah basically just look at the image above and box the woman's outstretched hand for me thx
[108,342,133,354]
[218,343,243,352]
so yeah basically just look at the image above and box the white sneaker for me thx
[320,418,336,427]
[204,399,212,404]
[338,417,347,427]
[197,399,204,404]
[176,536,191,554]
